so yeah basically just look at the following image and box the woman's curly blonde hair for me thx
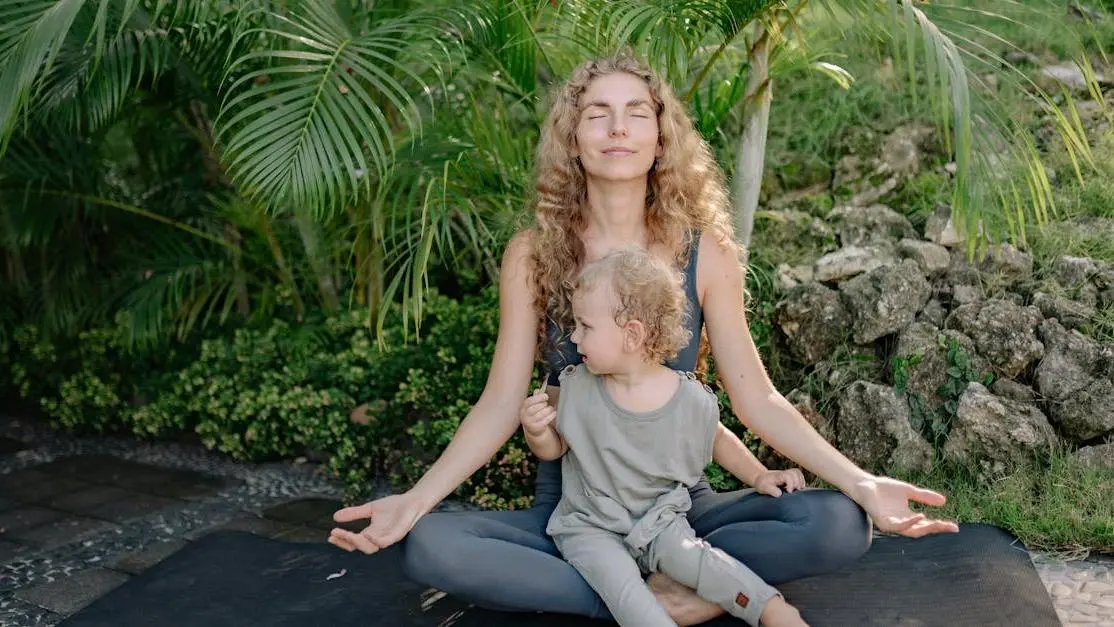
[575,247,691,364]
[529,50,741,370]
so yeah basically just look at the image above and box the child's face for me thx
[570,283,628,375]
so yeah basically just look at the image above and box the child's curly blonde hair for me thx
[574,247,691,364]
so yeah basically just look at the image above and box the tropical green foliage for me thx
[1,1,1111,552]
[1,0,1104,350]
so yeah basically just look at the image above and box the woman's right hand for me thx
[328,492,427,555]
[519,388,556,437]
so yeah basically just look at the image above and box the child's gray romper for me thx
[546,363,780,626]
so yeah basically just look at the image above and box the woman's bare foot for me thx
[647,572,724,626]
[759,595,808,627]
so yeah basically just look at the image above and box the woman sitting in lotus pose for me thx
[329,51,958,625]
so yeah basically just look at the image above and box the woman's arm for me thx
[698,233,872,495]
[408,231,542,514]
[329,232,545,554]
[697,232,958,539]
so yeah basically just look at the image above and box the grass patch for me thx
[891,451,1114,555]
[1029,219,1114,270]
[748,209,839,269]
[888,170,952,232]
[1092,304,1114,343]
[942,0,1114,62]
[792,343,882,417]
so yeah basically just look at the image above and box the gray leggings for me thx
[401,462,872,620]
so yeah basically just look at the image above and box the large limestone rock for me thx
[989,378,1037,404]
[1034,318,1104,399]
[917,298,947,327]
[894,322,990,415]
[977,243,1033,286]
[775,263,814,292]
[1053,255,1114,291]
[1039,62,1109,93]
[1073,442,1114,471]
[840,259,932,344]
[945,300,1044,378]
[949,284,983,306]
[945,249,982,285]
[786,389,833,442]
[837,381,933,473]
[897,239,951,278]
[924,204,963,247]
[828,204,917,247]
[877,123,935,177]
[943,383,1058,475]
[1035,319,1114,441]
[1053,378,1114,442]
[813,245,897,283]
[775,283,851,365]
[1032,291,1095,330]
[1050,255,1114,306]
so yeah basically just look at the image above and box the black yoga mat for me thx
[61,523,1059,627]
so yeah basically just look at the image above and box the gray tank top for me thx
[543,232,703,386]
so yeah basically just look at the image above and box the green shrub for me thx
[3,315,193,435]
[2,285,773,510]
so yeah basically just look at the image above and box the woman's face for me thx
[574,72,662,183]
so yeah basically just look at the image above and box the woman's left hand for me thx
[853,475,960,538]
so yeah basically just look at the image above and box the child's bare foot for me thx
[647,572,724,626]
[759,595,808,627]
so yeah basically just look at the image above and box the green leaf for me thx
[810,60,855,90]
[0,0,86,151]
[216,3,450,215]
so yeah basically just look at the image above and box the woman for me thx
[329,51,958,625]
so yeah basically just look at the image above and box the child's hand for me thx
[753,468,806,497]
[520,388,557,438]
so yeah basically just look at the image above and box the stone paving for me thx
[0,414,374,626]
[0,412,1111,626]
[1034,553,1114,626]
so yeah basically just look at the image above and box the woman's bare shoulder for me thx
[499,229,538,282]
[503,228,537,264]
[695,226,744,297]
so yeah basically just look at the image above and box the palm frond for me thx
[0,0,87,150]
[363,88,533,339]
[451,0,548,100]
[573,0,781,86]
[110,235,241,347]
[1,0,238,148]
[216,2,453,216]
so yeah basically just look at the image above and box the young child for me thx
[520,247,809,627]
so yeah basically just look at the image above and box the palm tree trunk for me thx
[0,209,28,289]
[347,204,369,307]
[257,212,304,320]
[368,196,386,328]
[293,209,340,311]
[223,223,251,316]
[733,23,772,266]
